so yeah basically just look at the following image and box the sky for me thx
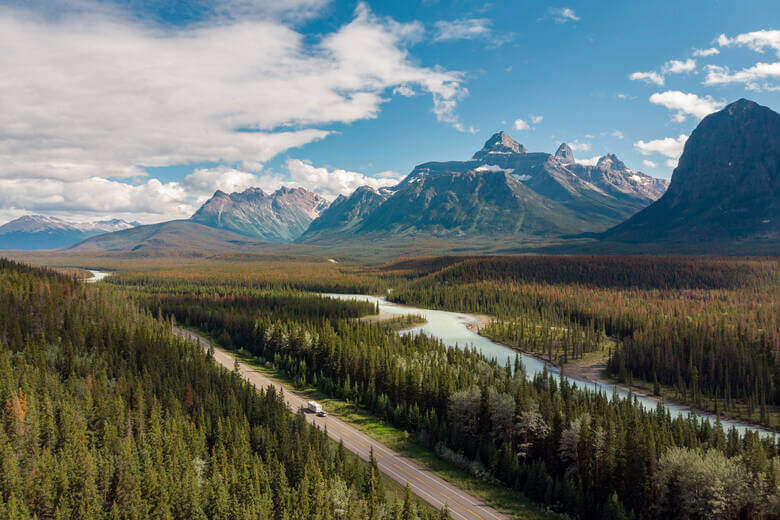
[0,0,778,225]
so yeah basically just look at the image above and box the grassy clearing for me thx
[230,347,561,520]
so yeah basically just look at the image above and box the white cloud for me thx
[530,115,544,124]
[634,134,688,159]
[0,3,473,221]
[569,140,591,152]
[666,159,679,168]
[0,176,194,224]
[717,30,780,58]
[575,156,601,166]
[514,119,531,130]
[642,159,657,168]
[434,18,491,41]
[549,7,579,23]
[181,166,265,197]
[393,84,416,97]
[606,130,624,139]
[704,62,780,91]
[0,4,469,183]
[630,71,665,86]
[693,47,719,57]
[648,91,725,122]
[285,159,402,199]
[663,58,696,74]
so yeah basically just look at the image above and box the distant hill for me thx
[603,99,779,252]
[0,215,138,250]
[191,186,329,242]
[67,220,273,252]
[300,131,668,242]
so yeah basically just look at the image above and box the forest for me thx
[384,256,779,428]
[105,258,780,520]
[0,259,445,520]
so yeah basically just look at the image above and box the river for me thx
[86,270,111,282]
[327,293,776,439]
[82,273,774,439]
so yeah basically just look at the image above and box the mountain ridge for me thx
[191,186,330,242]
[0,215,138,250]
[603,98,779,249]
[299,131,668,242]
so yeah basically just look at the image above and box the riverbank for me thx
[473,319,778,433]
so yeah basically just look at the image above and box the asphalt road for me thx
[173,327,508,520]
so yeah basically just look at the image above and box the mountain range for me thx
[300,133,667,242]
[4,98,775,255]
[0,215,138,250]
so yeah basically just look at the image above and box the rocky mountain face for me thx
[299,186,392,242]
[301,131,668,241]
[191,186,330,242]
[568,154,668,203]
[0,215,138,250]
[604,99,779,248]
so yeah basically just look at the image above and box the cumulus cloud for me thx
[285,159,402,199]
[666,159,679,168]
[514,119,531,130]
[693,47,719,57]
[642,159,657,168]
[717,30,780,58]
[0,176,194,224]
[634,134,688,159]
[603,130,624,139]
[630,71,665,86]
[663,58,696,74]
[0,4,469,179]
[648,91,725,122]
[704,62,780,91]
[569,140,591,152]
[549,7,579,23]
[530,115,544,124]
[0,3,472,221]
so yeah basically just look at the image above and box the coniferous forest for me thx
[385,256,779,428]
[97,255,780,520]
[0,259,444,520]
[2,253,779,519]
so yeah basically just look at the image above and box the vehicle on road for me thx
[307,400,323,414]
[317,410,327,417]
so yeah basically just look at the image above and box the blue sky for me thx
[0,0,777,224]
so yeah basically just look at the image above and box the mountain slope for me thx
[302,131,668,242]
[299,185,391,242]
[68,220,271,252]
[191,186,330,242]
[604,99,779,248]
[0,215,137,250]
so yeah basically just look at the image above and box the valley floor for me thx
[173,326,558,520]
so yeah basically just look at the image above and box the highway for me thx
[173,327,508,520]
